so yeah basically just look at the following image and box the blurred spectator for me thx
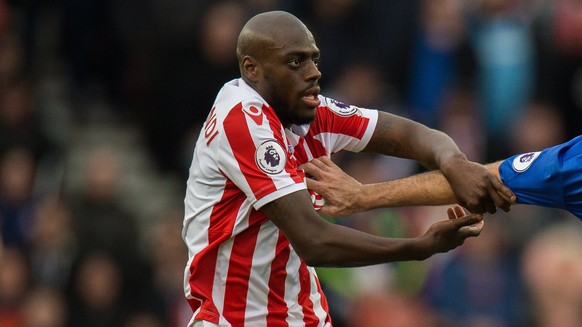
[347,292,439,327]
[66,252,127,327]
[147,212,190,327]
[123,311,163,327]
[552,0,582,56]
[60,0,123,113]
[355,1,423,101]
[328,60,396,110]
[0,79,54,160]
[468,0,536,160]
[28,194,76,288]
[408,0,468,128]
[0,35,24,89]
[22,284,67,327]
[522,221,582,327]
[69,146,140,268]
[0,147,37,249]
[0,0,8,39]
[422,216,527,327]
[0,247,29,327]
[67,145,153,316]
[143,0,245,175]
[508,100,566,154]
[438,85,485,162]
[534,0,582,139]
[294,0,367,86]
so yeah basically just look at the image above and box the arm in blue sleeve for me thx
[498,136,582,219]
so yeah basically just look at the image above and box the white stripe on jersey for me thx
[214,236,234,326]
[284,247,305,325]
[307,266,328,324]
[313,130,374,154]
[244,222,280,326]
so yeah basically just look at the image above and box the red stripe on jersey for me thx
[189,178,244,323]
[315,106,370,139]
[292,141,309,165]
[298,262,318,326]
[315,274,332,325]
[187,245,220,322]
[263,104,304,183]
[301,134,327,163]
[223,221,262,326]
[266,231,291,326]
[224,103,278,200]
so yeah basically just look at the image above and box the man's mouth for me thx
[302,88,321,108]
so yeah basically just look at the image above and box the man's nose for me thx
[305,60,321,81]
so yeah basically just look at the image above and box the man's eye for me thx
[289,59,300,67]
[313,58,320,66]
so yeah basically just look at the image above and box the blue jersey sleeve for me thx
[498,136,582,219]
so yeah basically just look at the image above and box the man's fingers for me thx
[451,214,483,229]
[305,177,322,192]
[490,179,515,212]
[459,219,484,236]
[447,207,456,220]
[309,157,332,171]
[452,205,465,218]
[316,156,337,167]
[496,184,516,204]
[448,205,465,219]
[301,162,322,179]
[301,157,333,179]
[465,202,485,215]
[484,197,497,214]
[489,187,511,212]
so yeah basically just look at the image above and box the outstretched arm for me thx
[363,112,514,214]
[261,189,483,267]
[302,157,514,217]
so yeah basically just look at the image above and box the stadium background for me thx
[1,0,582,326]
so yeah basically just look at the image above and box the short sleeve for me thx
[308,96,378,154]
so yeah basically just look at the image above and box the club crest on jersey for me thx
[324,97,360,116]
[256,140,286,174]
[243,105,263,125]
[512,151,541,172]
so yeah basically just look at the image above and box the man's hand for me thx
[419,205,484,257]
[440,157,515,214]
[300,156,364,217]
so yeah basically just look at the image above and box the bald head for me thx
[236,11,313,66]
[234,11,322,126]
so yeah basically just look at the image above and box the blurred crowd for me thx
[1,0,582,326]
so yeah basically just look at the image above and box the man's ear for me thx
[241,56,260,82]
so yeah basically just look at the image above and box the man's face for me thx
[256,29,322,127]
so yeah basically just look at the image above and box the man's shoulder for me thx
[215,78,267,114]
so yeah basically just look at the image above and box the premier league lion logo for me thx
[520,152,536,163]
[264,145,280,168]
[256,140,286,174]
[325,97,359,116]
[330,99,351,109]
[512,151,541,172]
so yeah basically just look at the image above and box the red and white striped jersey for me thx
[183,78,378,327]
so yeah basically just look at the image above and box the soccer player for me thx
[183,11,513,327]
[303,135,582,219]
